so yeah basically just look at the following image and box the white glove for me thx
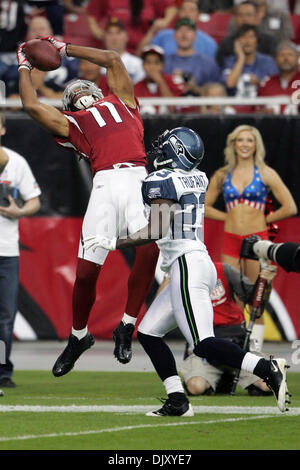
[41,36,68,58]
[83,235,117,252]
[17,42,33,71]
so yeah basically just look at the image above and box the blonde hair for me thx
[223,125,266,174]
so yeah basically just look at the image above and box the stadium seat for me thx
[63,13,103,48]
[197,13,232,43]
[291,14,300,44]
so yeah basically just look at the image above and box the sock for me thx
[72,258,101,330]
[253,357,271,379]
[125,244,159,318]
[72,326,88,340]
[163,375,185,395]
[241,352,262,374]
[122,313,137,326]
[137,331,178,381]
[250,324,265,352]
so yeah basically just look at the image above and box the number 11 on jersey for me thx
[87,102,123,127]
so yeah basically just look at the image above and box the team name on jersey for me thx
[177,174,206,189]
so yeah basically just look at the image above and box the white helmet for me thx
[62,79,104,111]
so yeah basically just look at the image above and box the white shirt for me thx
[121,51,145,84]
[0,147,41,256]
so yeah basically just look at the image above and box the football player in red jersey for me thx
[17,37,159,374]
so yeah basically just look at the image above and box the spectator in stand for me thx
[163,18,220,92]
[0,1,27,53]
[221,24,278,98]
[102,18,145,85]
[200,82,236,114]
[26,0,65,37]
[231,0,293,42]
[137,0,218,58]
[85,0,178,55]
[257,41,300,115]
[216,1,279,68]
[134,45,184,115]
[0,0,27,96]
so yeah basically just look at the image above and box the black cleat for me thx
[146,395,194,417]
[0,377,16,388]
[52,333,95,377]
[264,356,290,412]
[113,321,135,364]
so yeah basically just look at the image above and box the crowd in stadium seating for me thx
[0,0,299,114]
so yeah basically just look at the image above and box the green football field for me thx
[0,370,299,451]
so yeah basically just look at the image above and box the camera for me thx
[240,235,300,273]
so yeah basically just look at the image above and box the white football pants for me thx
[138,251,217,348]
[78,166,148,265]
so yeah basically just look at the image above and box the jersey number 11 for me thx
[87,102,123,127]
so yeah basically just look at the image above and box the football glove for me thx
[83,235,117,252]
[41,36,68,58]
[17,42,33,71]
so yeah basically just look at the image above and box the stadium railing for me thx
[0,96,295,109]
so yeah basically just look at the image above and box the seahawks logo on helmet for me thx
[152,127,205,172]
[168,135,193,167]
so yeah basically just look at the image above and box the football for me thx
[24,39,61,71]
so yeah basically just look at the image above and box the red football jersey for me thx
[54,93,147,175]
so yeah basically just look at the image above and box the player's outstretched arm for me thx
[84,198,176,252]
[18,68,69,136]
[66,44,135,108]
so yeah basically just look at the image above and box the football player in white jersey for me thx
[84,127,290,416]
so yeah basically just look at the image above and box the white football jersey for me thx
[142,168,209,271]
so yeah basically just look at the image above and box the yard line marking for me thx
[0,405,299,415]
[0,415,272,443]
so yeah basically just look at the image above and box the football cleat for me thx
[146,396,194,417]
[113,321,135,364]
[264,356,290,412]
[52,333,95,377]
